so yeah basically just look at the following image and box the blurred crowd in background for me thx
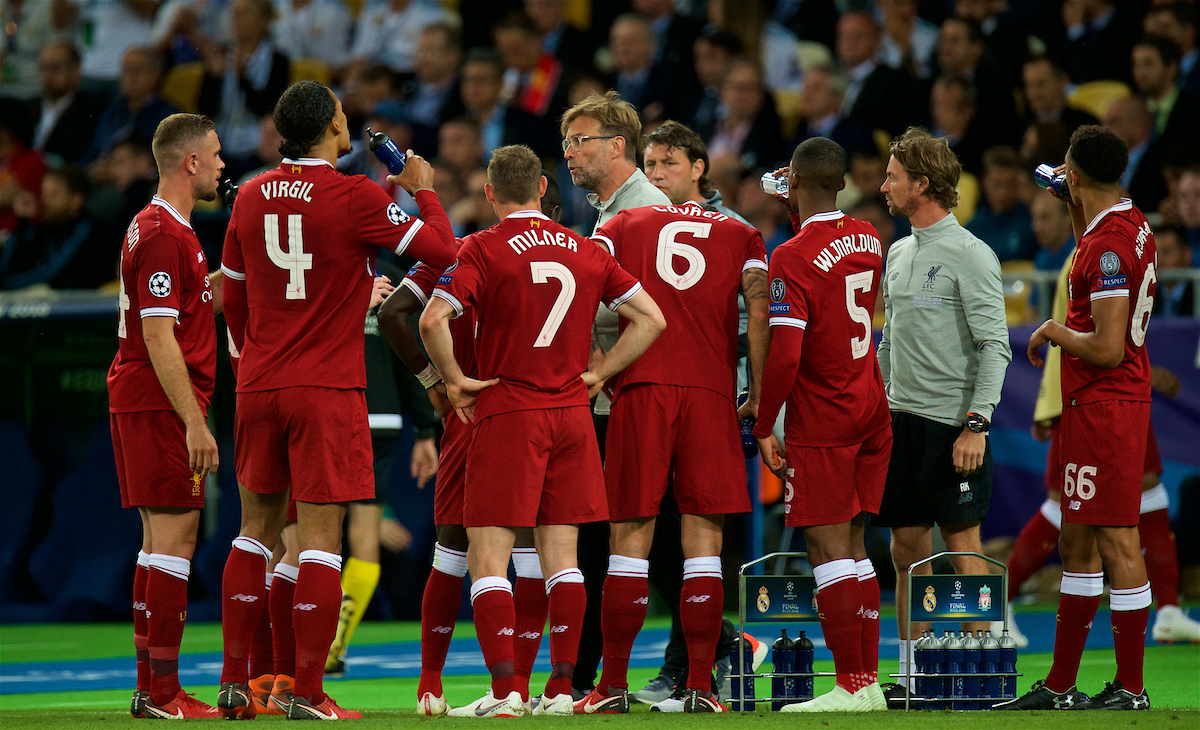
[1,0,1197,318]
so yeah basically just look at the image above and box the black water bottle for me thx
[736,390,758,458]
[728,636,756,710]
[795,630,814,701]
[998,630,1018,700]
[980,630,1000,708]
[771,630,796,710]
[962,630,981,710]
[366,126,407,175]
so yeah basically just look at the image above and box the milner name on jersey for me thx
[506,227,580,254]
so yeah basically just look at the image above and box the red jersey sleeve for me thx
[745,229,768,272]
[1080,232,1135,303]
[593,213,625,258]
[766,245,809,330]
[754,246,807,438]
[220,209,248,351]
[432,237,485,317]
[599,252,641,310]
[401,261,443,305]
[133,233,186,321]
[349,180,456,267]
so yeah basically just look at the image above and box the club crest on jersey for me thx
[387,203,410,226]
[1099,251,1120,276]
[148,272,172,297]
[770,278,786,302]
[923,265,941,291]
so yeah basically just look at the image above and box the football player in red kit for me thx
[580,184,768,713]
[216,80,456,721]
[107,113,226,720]
[420,145,665,717]
[1001,126,1156,711]
[752,138,890,712]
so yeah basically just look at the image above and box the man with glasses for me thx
[559,90,670,703]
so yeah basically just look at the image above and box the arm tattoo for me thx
[741,267,769,304]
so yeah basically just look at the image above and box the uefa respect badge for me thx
[757,586,770,613]
[923,585,937,613]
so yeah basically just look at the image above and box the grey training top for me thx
[878,212,1011,426]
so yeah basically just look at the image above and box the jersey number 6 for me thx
[657,221,710,291]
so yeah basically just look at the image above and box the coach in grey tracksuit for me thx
[876,129,1011,697]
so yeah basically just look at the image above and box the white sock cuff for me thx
[1110,582,1152,611]
[274,562,299,584]
[265,571,274,590]
[148,554,190,580]
[1040,499,1063,529]
[432,543,469,578]
[545,568,584,594]
[511,548,544,580]
[232,536,272,560]
[683,556,722,580]
[470,576,512,603]
[608,554,649,578]
[1061,571,1104,597]
[1140,484,1168,514]
[855,558,876,580]
[813,558,858,590]
[298,549,342,572]
[137,550,151,569]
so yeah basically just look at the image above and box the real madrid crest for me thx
[756,586,770,613]
[923,585,937,613]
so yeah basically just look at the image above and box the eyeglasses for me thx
[562,134,617,152]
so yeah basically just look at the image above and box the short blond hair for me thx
[889,127,961,211]
[488,144,543,204]
[153,113,215,172]
[560,90,641,164]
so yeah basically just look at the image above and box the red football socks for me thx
[544,570,586,699]
[815,559,868,693]
[856,559,880,683]
[471,577,518,699]
[220,537,271,685]
[597,556,650,693]
[512,575,549,701]
[248,573,274,679]
[1139,506,1179,608]
[1045,572,1103,693]
[1110,583,1151,694]
[418,565,465,698]
[146,554,191,706]
[292,550,343,704]
[680,557,724,693]
[270,564,298,678]
[133,553,150,692]
[1006,501,1061,602]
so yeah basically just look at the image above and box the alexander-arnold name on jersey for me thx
[812,232,881,272]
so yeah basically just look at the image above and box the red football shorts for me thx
[111,411,205,509]
[234,387,374,504]
[1043,419,1063,492]
[605,383,750,521]
[434,415,471,526]
[783,424,892,527]
[1058,400,1149,526]
[1144,421,1162,475]
[463,406,606,528]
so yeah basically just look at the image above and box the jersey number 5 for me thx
[657,221,710,290]
[845,271,874,359]
[265,213,313,300]
[530,261,577,347]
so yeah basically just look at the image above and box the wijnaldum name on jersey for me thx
[813,233,881,272]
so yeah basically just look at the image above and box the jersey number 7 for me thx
[530,261,576,347]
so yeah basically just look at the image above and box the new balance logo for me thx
[431,626,453,634]
[634,596,648,604]
[133,601,146,611]
[857,607,880,620]
[497,627,514,636]
[517,631,542,639]
[684,595,710,603]
[230,594,259,603]
[294,603,318,611]
[550,625,569,633]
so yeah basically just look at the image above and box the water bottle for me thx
[736,390,758,458]
[795,630,815,701]
[980,631,1000,708]
[962,631,981,710]
[771,630,796,710]
[1034,163,1069,197]
[760,170,789,198]
[943,631,962,708]
[998,630,1018,700]
[728,636,756,710]
[912,631,931,709]
[366,126,407,175]
[926,631,945,705]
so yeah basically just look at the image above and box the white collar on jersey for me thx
[151,196,193,230]
[799,209,845,229]
[1082,198,1133,238]
[506,209,551,220]
[281,157,334,168]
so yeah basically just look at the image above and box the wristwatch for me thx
[966,412,990,434]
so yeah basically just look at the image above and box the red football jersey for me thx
[754,211,889,446]
[594,201,767,400]
[221,158,456,392]
[1062,199,1156,405]
[402,256,478,379]
[433,210,641,418]
[108,197,217,414]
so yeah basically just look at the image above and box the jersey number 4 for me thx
[530,261,576,347]
[265,214,313,300]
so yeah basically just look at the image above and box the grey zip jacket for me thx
[878,212,1011,425]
